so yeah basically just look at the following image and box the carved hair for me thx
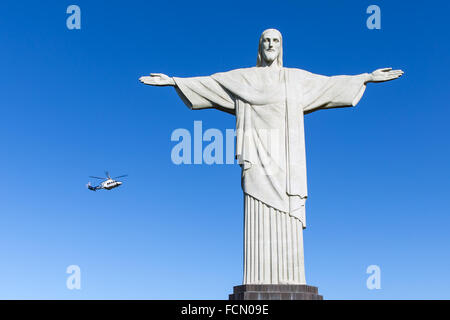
[256,28,283,67]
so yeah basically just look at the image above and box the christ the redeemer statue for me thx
[139,29,403,287]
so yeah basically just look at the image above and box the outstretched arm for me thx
[302,67,404,114]
[139,72,235,113]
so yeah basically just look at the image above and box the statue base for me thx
[229,284,323,300]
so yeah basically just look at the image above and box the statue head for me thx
[257,28,283,67]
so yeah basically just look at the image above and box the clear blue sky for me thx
[0,0,449,299]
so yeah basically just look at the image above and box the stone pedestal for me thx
[229,284,323,300]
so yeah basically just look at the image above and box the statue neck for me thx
[261,59,281,69]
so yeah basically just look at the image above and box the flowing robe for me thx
[173,67,367,284]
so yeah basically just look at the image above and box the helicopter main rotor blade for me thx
[105,171,111,179]
[89,176,106,179]
[113,174,128,179]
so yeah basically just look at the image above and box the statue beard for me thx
[263,50,279,65]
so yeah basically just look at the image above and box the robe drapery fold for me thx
[243,194,306,284]
[173,67,367,227]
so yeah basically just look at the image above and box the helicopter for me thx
[87,171,128,191]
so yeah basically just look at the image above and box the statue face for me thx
[261,30,281,65]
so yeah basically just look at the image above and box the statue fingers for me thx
[139,76,156,85]
[389,70,404,78]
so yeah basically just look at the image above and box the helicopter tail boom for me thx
[86,182,100,191]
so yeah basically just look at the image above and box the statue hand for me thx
[369,68,404,83]
[139,73,175,86]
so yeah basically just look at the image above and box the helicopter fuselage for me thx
[101,179,122,190]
